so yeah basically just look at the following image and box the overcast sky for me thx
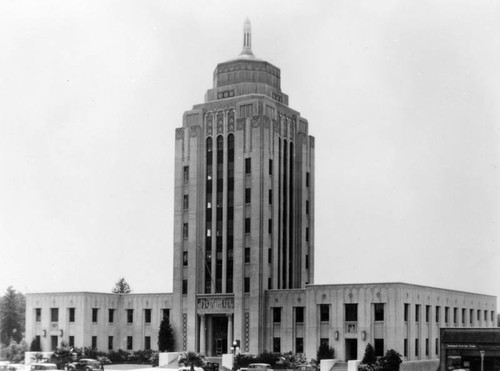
[0,0,499,305]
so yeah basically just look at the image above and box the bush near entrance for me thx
[235,352,307,370]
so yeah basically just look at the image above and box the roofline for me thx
[26,291,172,296]
[306,282,497,298]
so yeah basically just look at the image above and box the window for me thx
[462,308,466,324]
[108,336,113,350]
[69,336,74,347]
[477,310,480,321]
[240,104,253,118]
[91,336,97,349]
[345,304,358,321]
[51,336,58,351]
[245,218,251,233]
[470,309,474,324]
[109,309,115,323]
[245,158,251,174]
[425,338,429,356]
[273,337,281,353]
[183,195,189,209]
[436,306,440,323]
[305,254,309,269]
[268,219,272,234]
[127,309,133,323]
[68,307,75,322]
[269,159,273,175]
[273,307,282,323]
[453,307,458,324]
[426,305,430,323]
[269,190,273,205]
[320,338,329,347]
[127,336,133,350]
[415,305,420,322]
[404,304,409,322]
[320,304,329,322]
[295,307,304,323]
[162,309,170,322]
[295,337,304,353]
[144,309,151,323]
[35,308,41,322]
[245,248,250,263]
[305,227,309,242]
[484,310,488,321]
[435,338,439,355]
[182,280,188,295]
[244,277,250,293]
[183,166,189,181]
[268,248,272,263]
[415,339,419,357]
[374,339,384,357]
[268,277,272,289]
[374,303,384,321]
[492,311,495,322]
[51,308,59,322]
[306,200,309,214]
[92,308,98,323]
[306,172,310,187]
[183,251,188,266]
[404,339,408,357]
[145,336,151,350]
[445,307,449,323]
[183,223,188,239]
[245,188,251,203]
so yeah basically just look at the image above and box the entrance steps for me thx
[331,362,347,371]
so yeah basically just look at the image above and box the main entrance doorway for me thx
[345,339,358,361]
[212,316,228,356]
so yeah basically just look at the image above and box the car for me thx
[246,364,273,371]
[178,366,204,371]
[8,365,26,371]
[66,359,102,371]
[30,364,58,371]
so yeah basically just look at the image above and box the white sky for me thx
[0,0,499,306]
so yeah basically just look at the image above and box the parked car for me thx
[66,359,102,371]
[30,364,58,371]
[243,363,272,371]
[178,366,204,371]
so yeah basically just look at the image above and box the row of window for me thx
[403,337,439,358]
[404,304,495,324]
[35,308,170,324]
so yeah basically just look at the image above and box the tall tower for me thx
[172,19,315,355]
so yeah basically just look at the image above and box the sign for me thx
[197,295,234,313]
[445,344,478,349]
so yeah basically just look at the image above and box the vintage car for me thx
[30,364,58,371]
[66,359,102,371]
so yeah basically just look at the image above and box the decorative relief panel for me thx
[176,128,184,140]
[182,314,187,350]
[251,115,260,128]
[273,119,280,133]
[236,118,246,131]
[197,295,234,314]
[262,116,270,129]
[245,312,250,352]
[189,125,200,137]
[228,110,235,132]
[206,113,213,135]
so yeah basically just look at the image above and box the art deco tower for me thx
[172,19,315,355]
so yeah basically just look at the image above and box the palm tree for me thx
[179,351,205,371]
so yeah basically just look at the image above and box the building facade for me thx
[171,18,314,356]
[25,20,497,365]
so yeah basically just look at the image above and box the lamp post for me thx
[230,340,240,371]
[480,350,485,371]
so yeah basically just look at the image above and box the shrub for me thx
[361,343,376,366]
[378,349,402,371]
[316,343,335,362]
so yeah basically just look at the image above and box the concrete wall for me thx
[400,360,439,371]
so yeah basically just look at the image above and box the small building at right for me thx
[439,327,500,371]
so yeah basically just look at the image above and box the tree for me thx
[0,286,25,345]
[158,317,175,352]
[111,278,132,294]
[361,343,377,366]
[179,351,205,371]
[378,349,402,371]
[30,337,42,351]
[316,342,335,362]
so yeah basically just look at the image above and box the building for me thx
[25,20,497,365]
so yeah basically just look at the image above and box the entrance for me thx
[212,316,228,356]
[345,339,358,361]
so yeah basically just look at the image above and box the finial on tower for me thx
[240,17,254,56]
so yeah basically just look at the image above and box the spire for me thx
[240,17,254,56]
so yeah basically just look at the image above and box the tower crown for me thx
[240,17,253,57]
